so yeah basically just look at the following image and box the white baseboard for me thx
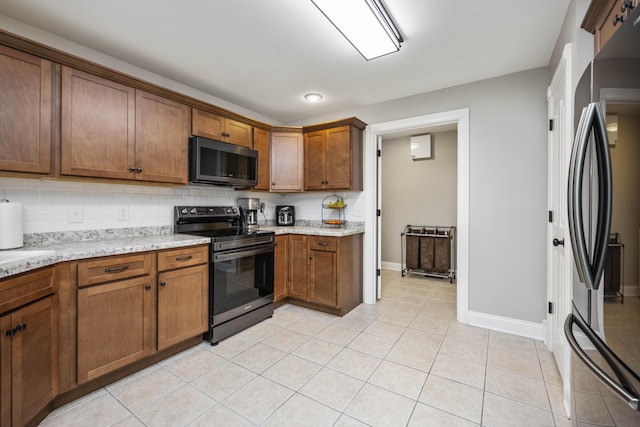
[468,311,545,340]
[381,261,402,271]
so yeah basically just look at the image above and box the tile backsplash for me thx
[0,178,365,234]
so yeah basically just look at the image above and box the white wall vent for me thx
[410,134,431,160]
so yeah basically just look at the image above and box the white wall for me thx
[291,68,550,324]
[381,131,457,265]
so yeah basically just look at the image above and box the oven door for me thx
[211,243,274,326]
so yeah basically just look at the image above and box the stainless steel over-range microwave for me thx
[189,136,258,188]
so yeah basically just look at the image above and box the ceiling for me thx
[0,0,571,124]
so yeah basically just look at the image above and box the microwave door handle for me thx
[568,104,594,289]
[591,102,613,291]
[565,310,640,410]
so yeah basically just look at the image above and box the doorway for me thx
[363,108,470,324]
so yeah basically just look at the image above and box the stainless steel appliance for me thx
[238,198,261,231]
[174,206,275,345]
[189,136,258,188]
[565,7,640,420]
[276,205,295,226]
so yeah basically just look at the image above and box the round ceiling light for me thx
[304,93,323,102]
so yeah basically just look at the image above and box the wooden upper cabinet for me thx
[303,122,363,191]
[583,0,637,54]
[61,67,189,184]
[253,127,271,191]
[135,90,189,184]
[271,130,304,192]
[61,67,136,180]
[0,45,52,174]
[191,109,253,148]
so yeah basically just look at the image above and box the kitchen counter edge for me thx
[0,234,211,279]
[261,226,364,237]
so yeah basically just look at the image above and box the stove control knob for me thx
[232,208,238,214]
[181,208,188,215]
[226,208,232,214]
[190,208,197,214]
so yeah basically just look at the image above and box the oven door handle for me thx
[565,305,640,410]
[214,244,275,262]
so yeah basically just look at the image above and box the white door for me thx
[547,43,574,415]
[376,135,383,299]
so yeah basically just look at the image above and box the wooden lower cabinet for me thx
[288,235,309,300]
[282,233,362,316]
[273,235,288,302]
[77,275,153,384]
[1,295,57,427]
[157,264,208,351]
[308,247,337,307]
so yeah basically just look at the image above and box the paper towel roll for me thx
[0,201,24,249]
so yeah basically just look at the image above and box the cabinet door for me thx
[157,264,208,351]
[77,276,152,383]
[0,45,52,174]
[309,249,338,308]
[271,132,304,191]
[225,119,253,148]
[274,235,288,302]
[61,67,136,180]
[253,127,271,191]
[304,130,327,190]
[135,90,189,184]
[10,296,57,427]
[0,312,9,427]
[192,109,225,141]
[288,235,308,300]
[324,126,352,189]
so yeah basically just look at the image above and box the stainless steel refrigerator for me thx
[565,5,640,424]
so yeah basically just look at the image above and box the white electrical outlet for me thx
[68,207,83,223]
[117,207,129,221]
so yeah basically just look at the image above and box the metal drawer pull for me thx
[316,242,329,247]
[104,265,130,274]
[175,255,193,262]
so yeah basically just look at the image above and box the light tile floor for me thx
[40,270,572,426]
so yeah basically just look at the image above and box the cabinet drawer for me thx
[309,236,337,252]
[77,254,151,287]
[0,268,54,314]
[157,245,208,272]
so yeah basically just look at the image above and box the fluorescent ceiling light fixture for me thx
[304,93,324,102]
[311,0,403,60]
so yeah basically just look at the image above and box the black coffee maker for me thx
[276,206,295,226]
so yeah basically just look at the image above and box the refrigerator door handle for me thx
[567,102,612,290]
[565,307,640,410]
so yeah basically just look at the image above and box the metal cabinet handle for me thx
[613,14,625,25]
[316,242,329,247]
[105,265,129,274]
[130,166,136,172]
[175,255,193,262]
[552,238,564,247]
[145,285,152,290]
[137,167,143,173]
[622,0,635,12]
[160,282,166,287]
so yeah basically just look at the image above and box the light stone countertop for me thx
[260,225,364,237]
[0,234,211,279]
[0,225,364,279]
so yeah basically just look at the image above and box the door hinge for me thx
[549,119,554,131]
[376,209,381,217]
[377,149,381,157]
[548,210,553,223]
[548,302,553,314]
[376,269,381,277]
